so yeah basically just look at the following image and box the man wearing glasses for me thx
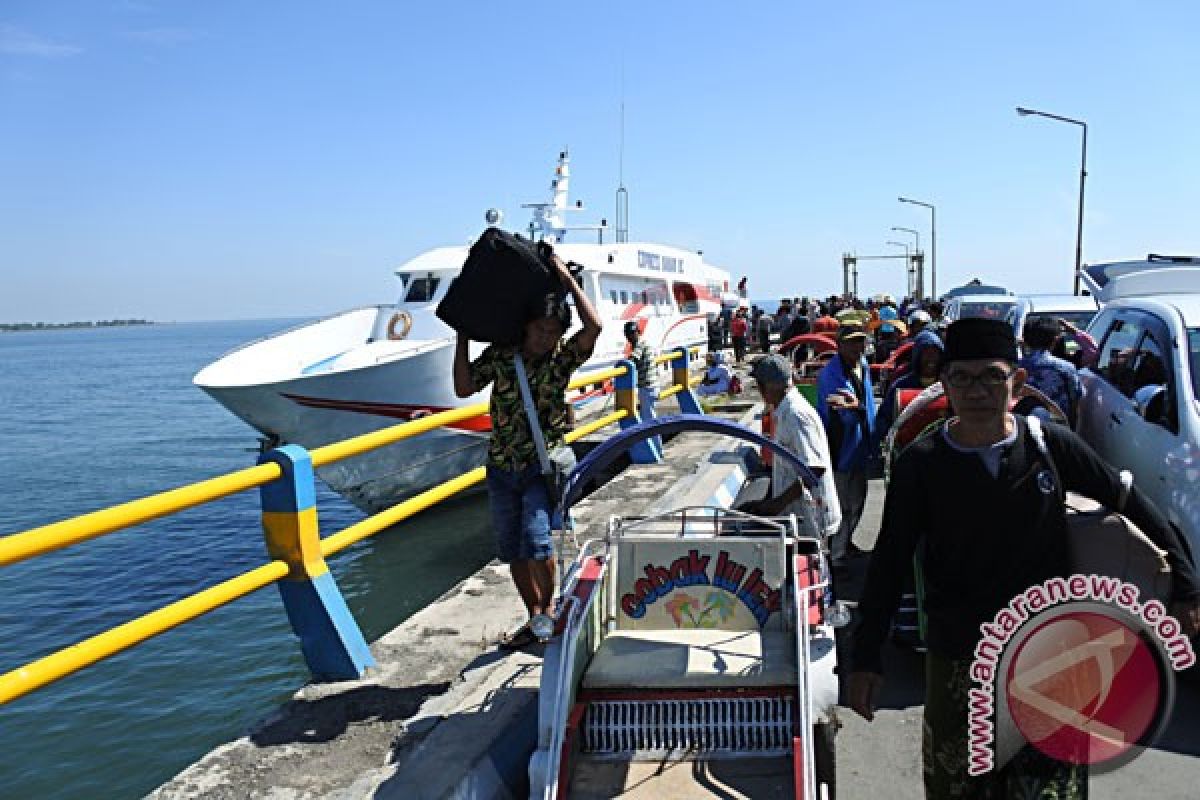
[846,318,1200,799]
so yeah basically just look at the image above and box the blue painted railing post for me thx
[671,348,705,416]
[614,358,662,464]
[259,445,375,681]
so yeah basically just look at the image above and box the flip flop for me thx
[498,624,537,651]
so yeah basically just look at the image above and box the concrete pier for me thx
[152,399,764,800]
[152,382,1200,799]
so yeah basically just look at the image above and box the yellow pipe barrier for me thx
[0,560,290,705]
[321,408,631,558]
[567,366,625,391]
[0,462,283,569]
[658,384,684,401]
[566,409,628,442]
[0,362,655,703]
[652,348,686,366]
[322,466,487,557]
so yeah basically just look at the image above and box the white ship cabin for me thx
[389,240,728,360]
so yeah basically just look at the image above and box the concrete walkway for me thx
[152,398,762,800]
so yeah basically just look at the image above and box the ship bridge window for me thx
[662,256,682,273]
[673,283,700,313]
[638,251,661,270]
[404,275,441,303]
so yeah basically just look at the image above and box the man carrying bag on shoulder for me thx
[453,251,602,650]
[847,318,1200,799]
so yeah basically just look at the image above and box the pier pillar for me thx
[258,445,375,681]
[670,348,705,416]
[614,358,662,464]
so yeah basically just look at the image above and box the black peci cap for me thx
[943,318,1018,364]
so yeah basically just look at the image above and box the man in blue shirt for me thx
[1019,316,1082,425]
[817,323,877,569]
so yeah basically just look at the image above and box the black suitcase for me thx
[436,229,565,345]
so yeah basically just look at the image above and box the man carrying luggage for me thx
[847,318,1200,799]
[453,252,603,650]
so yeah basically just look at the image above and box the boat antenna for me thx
[615,57,629,243]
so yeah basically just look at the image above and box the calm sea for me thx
[0,320,496,799]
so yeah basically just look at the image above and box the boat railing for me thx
[0,346,707,706]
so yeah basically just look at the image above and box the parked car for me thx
[1009,293,1100,339]
[1075,255,1200,562]
[943,292,1019,325]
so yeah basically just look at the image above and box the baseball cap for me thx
[837,322,868,341]
[751,353,792,385]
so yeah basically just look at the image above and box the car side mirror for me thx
[1134,385,1168,425]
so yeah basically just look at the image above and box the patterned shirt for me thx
[1018,349,1082,423]
[628,340,657,388]
[468,332,591,471]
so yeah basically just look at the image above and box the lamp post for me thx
[890,226,920,254]
[1016,106,1088,296]
[886,240,912,297]
[898,197,936,299]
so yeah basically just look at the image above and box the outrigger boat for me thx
[530,416,841,799]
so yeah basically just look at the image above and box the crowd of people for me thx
[451,271,1199,799]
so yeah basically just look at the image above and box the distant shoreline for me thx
[0,319,155,332]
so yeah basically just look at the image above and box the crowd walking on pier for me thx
[443,263,1200,798]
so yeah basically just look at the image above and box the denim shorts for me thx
[485,462,554,563]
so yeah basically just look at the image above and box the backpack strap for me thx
[1026,415,1134,512]
[513,353,553,477]
[1025,415,1064,503]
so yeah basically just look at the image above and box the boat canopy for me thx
[560,414,819,512]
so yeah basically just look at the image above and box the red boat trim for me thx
[555,556,605,636]
[280,393,492,432]
[793,735,807,799]
[555,703,587,800]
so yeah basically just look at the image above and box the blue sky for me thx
[2,1,1198,322]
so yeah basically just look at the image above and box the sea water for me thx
[0,320,495,799]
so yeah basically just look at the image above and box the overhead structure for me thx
[841,252,926,299]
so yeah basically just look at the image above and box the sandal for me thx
[498,624,537,651]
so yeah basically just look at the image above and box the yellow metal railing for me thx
[0,350,700,705]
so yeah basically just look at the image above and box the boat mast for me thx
[616,63,629,244]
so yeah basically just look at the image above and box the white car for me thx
[1009,293,1100,338]
[1075,255,1200,562]
[943,292,1019,325]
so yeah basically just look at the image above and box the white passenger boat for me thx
[194,152,733,512]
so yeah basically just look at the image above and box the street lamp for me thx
[887,240,912,297]
[890,226,920,254]
[899,197,936,299]
[1016,106,1088,296]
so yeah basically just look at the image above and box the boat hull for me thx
[200,339,492,513]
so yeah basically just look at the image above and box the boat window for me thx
[611,290,619,305]
[620,291,629,304]
[641,291,649,305]
[405,275,441,303]
[673,283,700,313]
[638,251,661,270]
[396,272,411,290]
